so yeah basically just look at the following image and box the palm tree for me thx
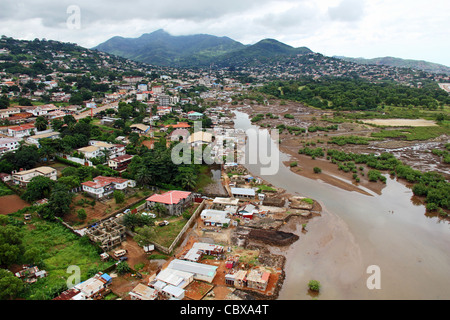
[135,167,152,186]
[180,172,197,191]
[35,116,48,132]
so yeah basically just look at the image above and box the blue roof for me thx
[101,274,112,282]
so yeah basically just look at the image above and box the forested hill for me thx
[260,77,450,111]
[0,36,152,77]
[94,29,313,68]
[335,56,450,76]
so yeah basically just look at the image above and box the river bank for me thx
[232,108,450,300]
[231,105,387,196]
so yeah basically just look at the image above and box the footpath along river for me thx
[233,110,450,300]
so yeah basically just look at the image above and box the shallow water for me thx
[233,111,450,300]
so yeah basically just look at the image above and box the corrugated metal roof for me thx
[231,187,256,196]
[168,259,218,277]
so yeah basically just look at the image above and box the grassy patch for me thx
[18,219,114,300]
[0,182,14,197]
[371,124,449,141]
[146,216,189,248]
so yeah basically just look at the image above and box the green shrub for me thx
[308,280,321,292]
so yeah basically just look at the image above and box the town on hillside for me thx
[0,36,449,302]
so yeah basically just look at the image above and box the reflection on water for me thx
[233,110,450,300]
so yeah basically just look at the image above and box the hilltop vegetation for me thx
[336,56,450,76]
[260,77,450,111]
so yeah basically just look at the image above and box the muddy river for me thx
[233,110,450,300]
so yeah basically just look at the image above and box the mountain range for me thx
[94,29,450,74]
[93,29,312,68]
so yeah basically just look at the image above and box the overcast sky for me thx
[1,0,450,66]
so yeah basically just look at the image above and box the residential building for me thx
[58,272,112,300]
[231,187,256,199]
[77,145,102,159]
[157,106,172,116]
[108,154,133,172]
[200,209,231,227]
[0,137,21,155]
[130,124,150,134]
[212,197,240,210]
[81,176,135,199]
[188,131,213,147]
[161,284,185,300]
[12,166,57,186]
[26,131,60,147]
[167,259,218,284]
[155,268,194,289]
[234,270,248,289]
[78,141,125,160]
[130,284,157,301]
[182,242,225,262]
[187,111,204,120]
[165,122,191,130]
[0,108,20,119]
[158,94,170,106]
[146,190,193,216]
[7,124,35,138]
[152,85,163,94]
[246,270,270,292]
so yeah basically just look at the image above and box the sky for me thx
[1,0,450,66]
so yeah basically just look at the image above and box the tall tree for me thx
[35,116,48,132]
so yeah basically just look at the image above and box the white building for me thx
[26,132,60,147]
[231,187,256,199]
[81,176,135,199]
[12,166,57,186]
[7,124,35,138]
[167,259,218,284]
[0,137,21,155]
[200,209,231,227]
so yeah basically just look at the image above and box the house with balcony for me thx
[108,154,133,173]
[12,166,57,186]
[81,176,135,199]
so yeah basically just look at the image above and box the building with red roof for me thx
[7,124,35,138]
[146,190,193,216]
[164,122,191,129]
[108,154,134,172]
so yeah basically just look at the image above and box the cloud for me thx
[1,0,450,66]
[328,0,366,22]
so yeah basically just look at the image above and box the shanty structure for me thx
[129,284,158,300]
[212,197,240,210]
[181,242,225,262]
[200,209,231,227]
[246,270,271,292]
[230,187,256,199]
